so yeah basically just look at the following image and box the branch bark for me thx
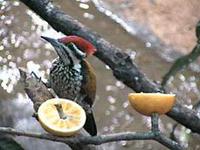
[18,0,200,134]
[0,114,183,150]
[0,127,153,145]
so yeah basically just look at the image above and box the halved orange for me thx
[38,98,86,136]
[128,93,175,116]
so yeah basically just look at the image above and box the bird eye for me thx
[67,43,86,59]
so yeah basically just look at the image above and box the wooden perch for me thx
[19,69,54,111]
[0,126,184,149]
[18,0,200,134]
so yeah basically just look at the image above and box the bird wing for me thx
[81,60,96,106]
[81,60,97,136]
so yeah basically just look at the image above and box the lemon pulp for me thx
[38,98,86,136]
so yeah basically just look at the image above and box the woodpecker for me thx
[41,35,97,136]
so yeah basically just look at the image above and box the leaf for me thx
[0,136,24,150]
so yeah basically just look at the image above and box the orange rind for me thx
[38,98,86,136]
[128,93,175,116]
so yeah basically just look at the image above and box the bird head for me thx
[58,35,97,56]
[41,36,87,66]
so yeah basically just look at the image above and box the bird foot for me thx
[82,103,93,114]
[31,71,41,81]
[31,71,50,87]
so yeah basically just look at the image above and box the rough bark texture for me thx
[19,0,200,134]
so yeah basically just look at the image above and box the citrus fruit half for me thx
[38,98,86,136]
[128,93,175,116]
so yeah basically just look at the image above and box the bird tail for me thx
[84,111,97,136]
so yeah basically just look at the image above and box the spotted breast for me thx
[49,58,83,100]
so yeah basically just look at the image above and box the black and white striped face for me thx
[64,42,86,66]
[41,36,86,66]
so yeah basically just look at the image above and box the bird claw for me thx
[81,102,92,113]
[86,106,93,113]
[30,71,52,89]
[31,71,41,81]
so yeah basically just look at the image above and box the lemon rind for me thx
[128,93,175,116]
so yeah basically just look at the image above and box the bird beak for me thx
[41,36,71,65]
[41,36,59,47]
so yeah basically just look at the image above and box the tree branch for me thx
[17,69,184,149]
[0,127,153,145]
[18,0,200,134]
[0,114,183,150]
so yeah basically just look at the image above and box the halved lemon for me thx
[38,98,86,136]
[128,93,175,116]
